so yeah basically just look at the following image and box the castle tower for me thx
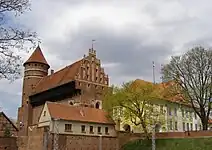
[17,45,50,136]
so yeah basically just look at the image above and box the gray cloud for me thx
[3,0,212,118]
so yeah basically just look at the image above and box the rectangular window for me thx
[98,126,101,133]
[169,120,173,130]
[81,125,85,133]
[160,105,163,113]
[182,110,184,117]
[183,122,185,131]
[190,123,193,131]
[175,121,178,130]
[186,111,189,118]
[174,108,177,116]
[195,124,198,131]
[90,126,93,133]
[168,107,172,116]
[105,127,109,134]
[65,124,72,132]
[187,123,189,131]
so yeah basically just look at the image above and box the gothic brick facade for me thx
[17,46,109,136]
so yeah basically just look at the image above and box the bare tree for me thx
[0,0,37,81]
[161,46,212,130]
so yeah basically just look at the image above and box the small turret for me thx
[23,45,50,78]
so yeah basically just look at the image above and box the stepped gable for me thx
[24,45,49,68]
[46,102,115,124]
[32,59,82,95]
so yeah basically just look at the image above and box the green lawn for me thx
[122,138,212,150]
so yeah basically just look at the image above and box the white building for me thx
[38,102,117,137]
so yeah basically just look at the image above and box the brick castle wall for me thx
[2,130,212,150]
[0,137,18,150]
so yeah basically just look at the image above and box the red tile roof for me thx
[24,45,49,67]
[134,79,191,106]
[0,112,18,131]
[33,60,82,94]
[46,102,115,125]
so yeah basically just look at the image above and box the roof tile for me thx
[33,60,82,94]
[24,45,49,67]
[46,102,115,125]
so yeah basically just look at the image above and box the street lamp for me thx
[99,135,102,150]
[152,124,156,150]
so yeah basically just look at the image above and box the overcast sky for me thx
[1,0,212,119]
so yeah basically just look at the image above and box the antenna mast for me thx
[92,39,96,49]
[153,61,156,84]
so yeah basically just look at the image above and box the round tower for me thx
[18,45,50,136]
[22,45,50,102]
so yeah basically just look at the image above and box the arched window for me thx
[95,102,100,109]
[69,101,74,105]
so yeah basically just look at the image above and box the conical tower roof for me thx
[24,45,49,68]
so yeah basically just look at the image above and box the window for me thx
[98,127,101,133]
[169,120,173,130]
[183,122,185,131]
[174,108,177,116]
[69,101,74,105]
[175,121,178,130]
[168,107,172,116]
[95,102,100,109]
[160,105,163,113]
[182,110,184,117]
[87,84,90,87]
[65,124,72,132]
[96,77,98,81]
[81,125,86,133]
[186,111,189,118]
[90,126,93,133]
[43,111,46,116]
[187,123,189,131]
[190,123,193,131]
[105,127,109,134]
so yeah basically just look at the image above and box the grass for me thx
[122,138,212,150]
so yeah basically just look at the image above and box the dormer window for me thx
[43,111,46,116]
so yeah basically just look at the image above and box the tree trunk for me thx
[141,120,149,140]
[201,117,208,130]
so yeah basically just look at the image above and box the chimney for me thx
[50,69,54,75]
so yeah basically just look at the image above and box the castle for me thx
[17,45,116,137]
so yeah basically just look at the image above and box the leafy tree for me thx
[4,126,11,137]
[161,46,212,130]
[103,80,164,139]
[0,0,37,81]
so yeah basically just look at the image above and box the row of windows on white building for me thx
[64,124,109,135]
[167,107,198,119]
[168,120,202,131]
